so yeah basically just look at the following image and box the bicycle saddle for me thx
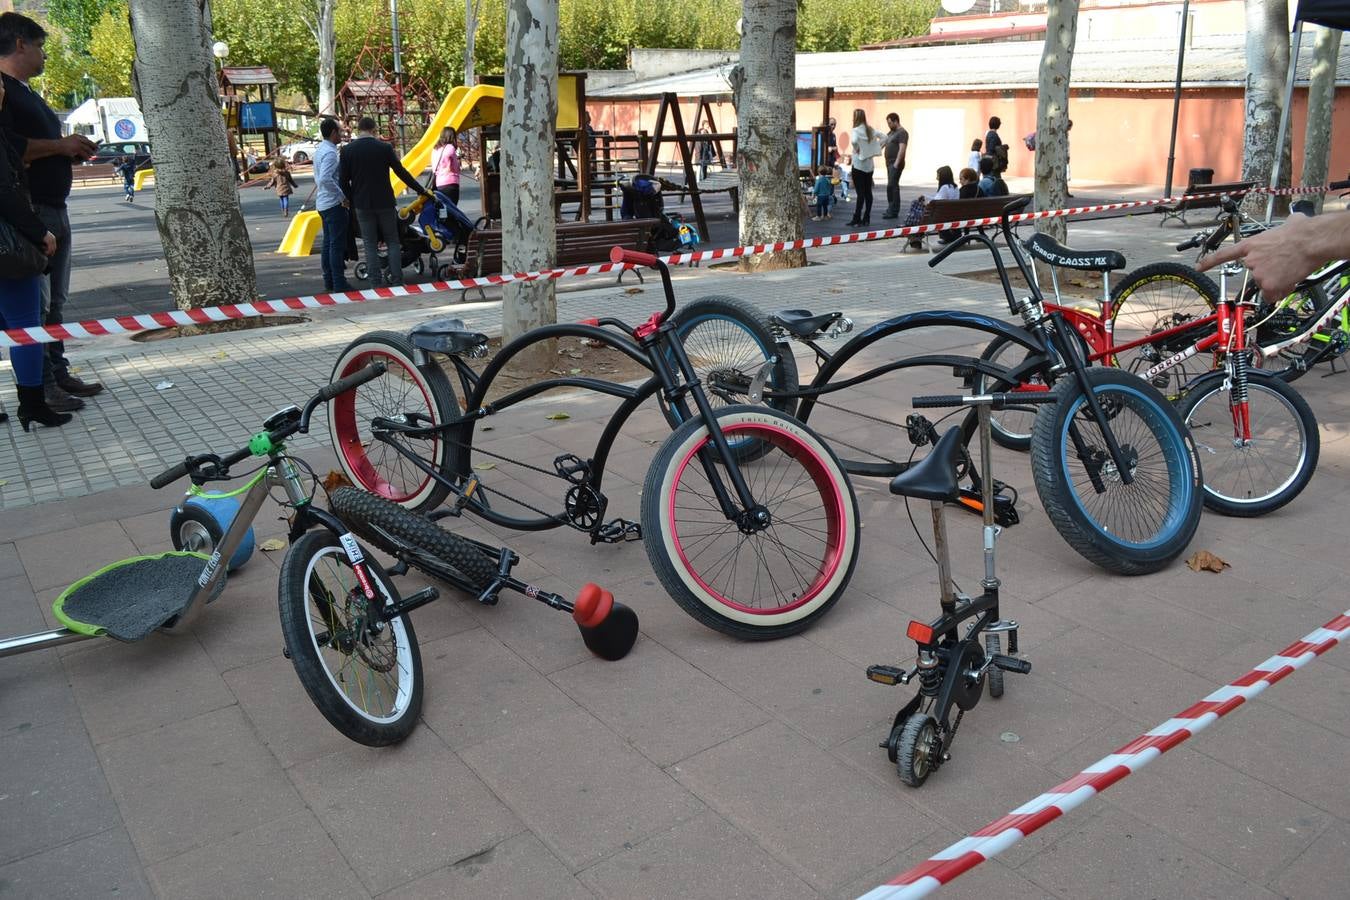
[772,309,843,338]
[889,426,963,502]
[409,318,489,356]
[1022,232,1127,272]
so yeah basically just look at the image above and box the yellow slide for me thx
[277,84,505,257]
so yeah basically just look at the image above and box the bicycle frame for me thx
[370,266,778,538]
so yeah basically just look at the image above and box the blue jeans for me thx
[318,205,351,291]
[0,275,44,387]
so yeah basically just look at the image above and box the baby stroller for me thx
[618,174,681,251]
[410,191,478,279]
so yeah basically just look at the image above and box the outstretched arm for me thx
[1199,210,1350,299]
[388,145,430,196]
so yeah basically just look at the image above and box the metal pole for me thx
[1266,20,1304,224]
[390,0,406,155]
[1163,0,1191,198]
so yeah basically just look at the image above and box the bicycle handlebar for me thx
[150,362,387,489]
[608,246,676,330]
[609,247,660,268]
[912,392,1059,410]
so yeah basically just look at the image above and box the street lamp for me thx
[212,40,229,63]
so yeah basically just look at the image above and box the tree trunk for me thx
[732,0,805,272]
[1032,0,1078,286]
[128,0,256,310]
[1300,25,1341,213]
[1242,0,1291,214]
[314,0,337,116]
[465,0,481,87]
[500,0,558,371]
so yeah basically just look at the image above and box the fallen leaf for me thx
[566,350,584,359]
[828,287,845,294]
[1185,550,1230,573]
[155,380,174,390]
[545,412,570,420]
[624,287,643,295]
[212,351,229,360]
[473,461,496,470]
[569,367,582,375]
[323,470,353,492]
[260,538,286,552]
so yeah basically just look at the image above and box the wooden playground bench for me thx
[907,194,1032,251]
[451,217,662,301]
[1156,179,1258,226]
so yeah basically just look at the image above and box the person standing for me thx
[264,156,297,217]
[696,127,715,181]
[339,116,432,287]
[985,115,1008,176]
[313,117,351,293]
[846,109,881,228]
[115,155,136,203]
[880,112,909,220]
[0,12,102,412]
[430,126,461,205]
[0,74,67,430]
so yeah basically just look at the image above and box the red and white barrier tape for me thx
[857,608,1350,900]
[0,182,1328,348]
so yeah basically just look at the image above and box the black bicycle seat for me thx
[772,309,843,338]
[889,426,963,502]
[1022,232,1127,272]
[409,317,489,356]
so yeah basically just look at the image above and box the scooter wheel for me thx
[896,713,939,787]
[170,495,255,571]
[986,633,1004,698]
[354,261,369,282]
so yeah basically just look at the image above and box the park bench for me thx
[1156,179,1258,226]
[451,217,662,301]
[905,194,1032,252]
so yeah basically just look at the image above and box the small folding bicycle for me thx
[867,390,1054,787]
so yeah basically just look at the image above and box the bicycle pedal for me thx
[866,664,912,686]
[905,414,937,447]
[553,453,591,484]
[593,518,642,544]
[452,474,482,512]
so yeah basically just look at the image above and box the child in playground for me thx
[114,156,136,203]
[835,158,851,202]
[266,157,298,217]
[811,165,833,221]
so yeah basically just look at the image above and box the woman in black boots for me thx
[0,76,67,431]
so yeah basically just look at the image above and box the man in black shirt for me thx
[880,113,909,219]
[338,116,431,287]
[0,13,102,410]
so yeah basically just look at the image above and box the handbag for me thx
[0,218,48,280]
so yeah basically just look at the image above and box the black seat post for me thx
[930,500,957,615]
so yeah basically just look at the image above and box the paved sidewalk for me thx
[2,212,1349,898]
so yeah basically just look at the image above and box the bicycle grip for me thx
[150,458,192,490]
[609,246,659,267]
[1328,179,1350,192]
[318,361,386,403]
[1175,235,1202,252]
[911,394,967,409]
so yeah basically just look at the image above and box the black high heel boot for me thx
[17,385,73,431]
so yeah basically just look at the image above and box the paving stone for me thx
[384,832,589,899]
[670,720,937,893]
[460,706,705,871]
[97,705,304,864]
[290,728,523,893]
[62,632,236,744]
[550,637,769,767]
[0,718,122,866]
[15,522,138,592]
[416,627,580,753]
[222,653,354,770]
[1267,819,1350,900]
[146,811,366,899]
[578,810,820,899]
[0,826,152,900]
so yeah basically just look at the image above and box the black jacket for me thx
[338,135,427,211]
[0,129,47,247]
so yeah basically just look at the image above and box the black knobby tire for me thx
[896,713,939,787]
[1175,371,1319,517]
[328,331,461,512]
[329,487,497,588]
[985,633,1004,699]
[1109,262,1221,397]
[640,405,860,640]
[1030,367,1202,576]
[278,530,423,746]
[668,295,801,460]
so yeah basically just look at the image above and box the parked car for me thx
[87,141,152,169]
[278,140,321,164]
